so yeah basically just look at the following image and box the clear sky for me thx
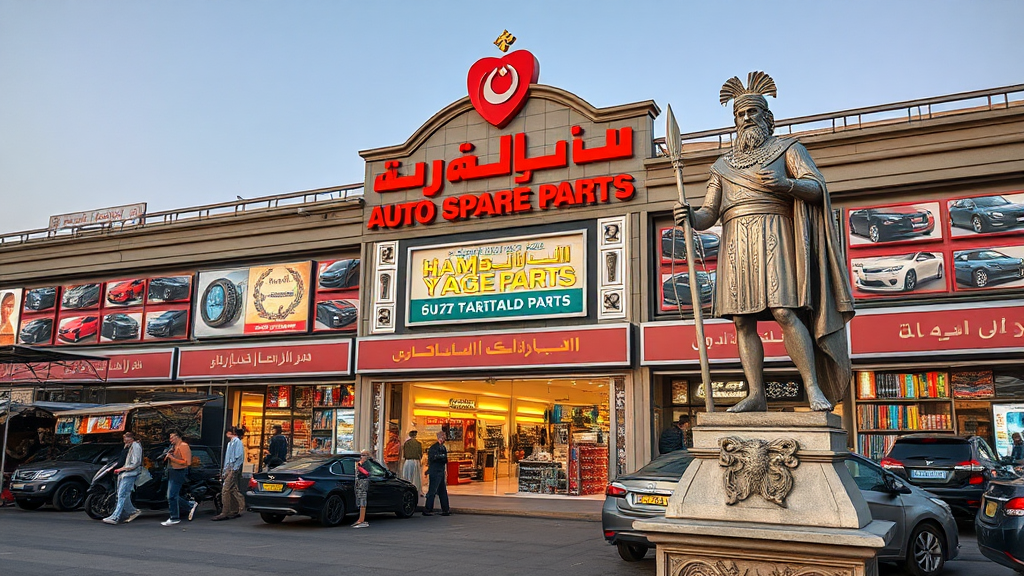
[1,1,1021,234]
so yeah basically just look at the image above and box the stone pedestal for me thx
[635,412,894,576]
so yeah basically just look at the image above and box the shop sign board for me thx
[993,403,1024,458]
[640,319,790,365]
[193,262,312,339]
[356,325,630,373]
[0,349,176,383]
[48,202,146,231]
[406,231,586,326]
[849,301,1024,357]
[177,338,352,380]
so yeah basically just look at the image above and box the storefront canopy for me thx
[53,398,217,418]
[0,345,110,386]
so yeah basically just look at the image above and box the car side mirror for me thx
[884,474,911,495]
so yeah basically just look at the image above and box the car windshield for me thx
[888,439,971,462]
[632,451,693,477]
[56,444,113,462]
[974,196,1009,207]
[269,457,330,473]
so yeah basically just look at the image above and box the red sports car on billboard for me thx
[58,316,99,343]
[107,279,146,304]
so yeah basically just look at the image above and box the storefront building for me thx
[1,46,1022,501]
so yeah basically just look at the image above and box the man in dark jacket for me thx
[265,425,288,469]
[422,431,450,516]
[659,416,689,454]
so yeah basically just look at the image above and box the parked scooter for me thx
[84,448,222,520]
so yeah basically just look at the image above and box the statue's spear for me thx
[665,105,714,413]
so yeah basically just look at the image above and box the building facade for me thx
[1,53,1022,502]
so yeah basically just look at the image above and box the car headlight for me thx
[882,266,904,273]
[928,497,952,514]
[35,469,60,480]
[991,212,1004,217]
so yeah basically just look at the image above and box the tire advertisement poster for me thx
[194,261,312,338]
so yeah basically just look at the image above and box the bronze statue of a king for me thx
[674,72,855,413]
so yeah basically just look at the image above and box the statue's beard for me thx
[737,122,771,151]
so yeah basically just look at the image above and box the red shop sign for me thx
[850,301,1024,357]
[356,325,631,373]
[641,320,791,365]
[0,349,176,383]
[177,339,352,380]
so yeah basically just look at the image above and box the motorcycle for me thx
[84,455,222,520]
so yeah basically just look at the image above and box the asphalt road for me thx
[0,506,1013,576]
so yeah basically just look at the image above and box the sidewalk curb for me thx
[448,507,600,522]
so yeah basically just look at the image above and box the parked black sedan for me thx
[882,433,1008,519]
[976,479,1024,572]
[949,195,1024,233]
[18,318,53,344]
[101,313,139,340]
[245,453,417,526]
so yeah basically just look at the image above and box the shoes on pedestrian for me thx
[441,511,451,516]
[188,501,199,521]
[161,519,180,526]
[351,521,369,528]
[421,511,434,516]
[102,517,118,525]
[211,515,229,521]
[125,510,142,523]
[227,513,241,519]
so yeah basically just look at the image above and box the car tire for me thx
[936,264,943,280]
[974,269,988,288]
[14,498,45,511]
[319,494,346,527]
[260,512,286,524]
[395,490,416,518]
[52,481,87,511]
[84,491,116,520]
[905,523,946,576]
[868,224,882,243]
[616,542,649,562]
[972,215,987,233]
[201,278,241,328]
[903,270,917,292]
[162,287,173,300]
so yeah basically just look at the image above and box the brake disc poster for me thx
[194,262,312,338]
[407,231,586,326]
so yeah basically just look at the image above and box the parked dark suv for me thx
[9,443,122,511]
[881,434,1007,519]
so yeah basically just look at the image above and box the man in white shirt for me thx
[212,426,246,521]
[103,431,143,525]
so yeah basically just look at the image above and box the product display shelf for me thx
[518,461,562,494]
[853,369,957,461]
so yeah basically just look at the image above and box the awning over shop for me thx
[53,397,217,436]
[0,345,110,386]
[53,398,215,418]
[0,401,101,422]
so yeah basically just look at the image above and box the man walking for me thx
[103,431,143,525]
[161,430,197,526]
[400,430,423,495]
[265,424,288,469]
[658,416,690,454]
[422,431,450,517]
[212,427,245,521]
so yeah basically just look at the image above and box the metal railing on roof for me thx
[0,183,364,247]
[654,84,1024,156]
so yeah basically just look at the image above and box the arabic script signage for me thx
[177,339,352,380]
[640,320,790,365]
[849,301,1024,357]
[407,231,586,326]
[367,126,636,231]
[356,325,630,373]
[48,203,146,231]
[0,350,175,383]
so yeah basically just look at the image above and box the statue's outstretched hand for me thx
[756,169,795,193]
[673,202,691,227]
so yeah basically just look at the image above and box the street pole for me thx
[665,105,714,413]
[1,385,13,494]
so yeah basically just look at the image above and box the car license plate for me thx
[985,500,998,518]
[636,494,669,506]
[910,469,945,480]
[10,483,25,490]
[261,482,284,492]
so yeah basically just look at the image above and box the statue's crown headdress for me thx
[720,71,777,109]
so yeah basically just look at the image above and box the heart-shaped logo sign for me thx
[467,50,539,128]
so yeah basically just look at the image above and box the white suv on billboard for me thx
[852,252,943,292]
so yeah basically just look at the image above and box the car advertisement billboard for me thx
[313,258,360,333]
[846,201,942,247]
[406,231,586,326]
[952,244,1024,291]
[850,251,948,297]
[947,192,1024,239]
[105,279,147,308]
[56,313,100,345]
[193,261,312,338]
[0,288,22,346]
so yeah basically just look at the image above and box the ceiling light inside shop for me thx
[516,415,546,424]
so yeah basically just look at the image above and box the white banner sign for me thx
[48,203,147,231]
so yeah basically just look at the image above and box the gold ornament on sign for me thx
[494,30,516,53]
[251,267,306,321]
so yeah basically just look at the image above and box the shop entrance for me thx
[385,378,611,499]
